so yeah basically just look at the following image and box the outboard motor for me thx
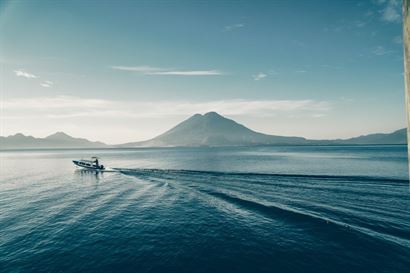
[100,165,104,170]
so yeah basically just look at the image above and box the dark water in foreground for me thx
[0,145,409,273]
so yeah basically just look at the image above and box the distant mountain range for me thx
[0,132,107,150]
[121,112,407,147]
[0,112,407,150]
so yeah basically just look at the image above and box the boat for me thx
[73,157,105,170]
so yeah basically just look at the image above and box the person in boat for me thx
[93,158,104,169]
[94,158,99,167]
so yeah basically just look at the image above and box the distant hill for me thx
[120,112,407,147]
[337,128,407,145]
[120,112,309,147]
[0,132,108,150]
[138,112,307,146]
[120,112,306,147]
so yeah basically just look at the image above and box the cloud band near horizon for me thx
[111,65,224,76]
[1,96,330,120]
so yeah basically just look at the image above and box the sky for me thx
[0,0,406,144]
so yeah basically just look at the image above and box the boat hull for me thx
[72,160,105,170]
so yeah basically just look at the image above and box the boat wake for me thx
[114,167,409,183]
[114,167,410,249]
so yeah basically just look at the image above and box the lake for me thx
[0,145,409,273]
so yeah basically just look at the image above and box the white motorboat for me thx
[73,157,105,170]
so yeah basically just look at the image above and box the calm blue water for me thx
[0,145,409,273]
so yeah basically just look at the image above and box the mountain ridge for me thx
[0,132,107,150]
[0,112,407,149]
[119,112,407,147]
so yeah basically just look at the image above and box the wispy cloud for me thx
[40,80,54,88]
[13,69,54,87]
[14,69,37,79]
[326,1,400,33]
[378,0,401,23]
[111,66,223,76]
[253,73,267,81]
[148,70,222,76]
[223,23,245,32]
[392,35,402,44]
[110,66,164,73]
[372,45,393,56]
[355,20,366,28]
[1,96,331,119]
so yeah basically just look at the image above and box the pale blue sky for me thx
[0,0,406,144]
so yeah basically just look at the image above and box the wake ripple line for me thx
[200,189,410,249]
[115,168,408,184]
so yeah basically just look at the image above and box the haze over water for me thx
[0,145,409,273]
